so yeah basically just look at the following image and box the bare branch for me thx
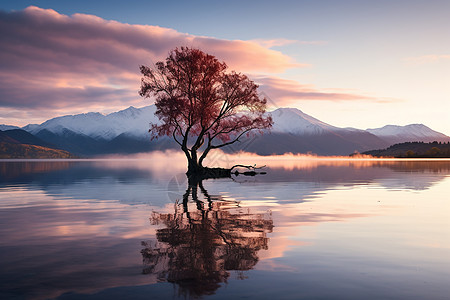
[230,164,266,172]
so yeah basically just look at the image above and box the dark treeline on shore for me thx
[362,141,450,158]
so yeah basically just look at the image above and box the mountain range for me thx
[1,105,449,156]
[0,129,76,158]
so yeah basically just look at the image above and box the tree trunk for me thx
[187,158,205,175]
[186,148,201,174]
[185,148,233,180]
[186,155,231,180]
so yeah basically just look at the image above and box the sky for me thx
[0,0,449,135]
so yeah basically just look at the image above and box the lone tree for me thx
[139,47,272,177]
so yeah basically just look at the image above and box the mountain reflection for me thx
[141,180,274,297]
[0,160,74,181]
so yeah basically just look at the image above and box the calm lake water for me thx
[1,155,450,299]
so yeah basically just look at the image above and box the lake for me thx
[1,154,450,299]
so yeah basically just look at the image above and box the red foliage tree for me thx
[139,47,272,175]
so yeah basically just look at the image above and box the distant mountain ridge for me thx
[245,107,392,155]
[1,105,449,156]
[0,129,77,158]
[24,106,157,140]
[0,125,20,131]
[270,107,340,135]
[366,124,449,145]
[0,129,53,147]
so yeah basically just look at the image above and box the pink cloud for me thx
[253,76,388,106]
[251,38,327,48]
[0,6,302,124]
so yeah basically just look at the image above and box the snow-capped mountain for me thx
[270,107,339,135]
[367,124,449,144]
[24,106,158,140]
[2,105,448,156]
[19,106,357,143]
[0,125,20,131]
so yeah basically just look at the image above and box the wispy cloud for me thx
[253,76,393,106]
[251,38,327,48]
[404,54,450,65]
[0,6,304,124]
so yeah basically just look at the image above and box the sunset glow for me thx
[0,1,449,135]
[1,3,450,297]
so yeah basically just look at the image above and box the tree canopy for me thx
[139,47,272,175]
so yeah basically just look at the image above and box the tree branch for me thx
[230,164,266,172]
[172,129,182,147]
[209,128,254,149]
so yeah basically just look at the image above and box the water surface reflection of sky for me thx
[0,157,449,299]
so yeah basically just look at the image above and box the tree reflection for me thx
[141,179,273,297]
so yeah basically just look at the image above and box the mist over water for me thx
[1,155,450,299]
